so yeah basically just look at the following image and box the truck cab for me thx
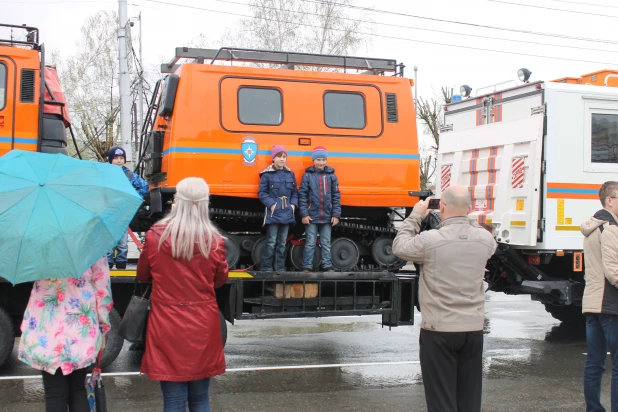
[0,23,70,157]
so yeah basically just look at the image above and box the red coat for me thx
[136,225,229,381]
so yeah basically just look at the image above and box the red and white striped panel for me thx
[512,157,525,189]
[441,165,452,191]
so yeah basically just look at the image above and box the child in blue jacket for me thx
[258,145,298,271]
[107,146,149,269]
[299,146,341,271]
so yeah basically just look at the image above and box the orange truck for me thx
[0,23,71,157]
[130,46,425,339]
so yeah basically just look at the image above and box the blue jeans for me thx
[302,223,332,270]
[585,313,618,412]
[261,224,289,271]
[160,378,210,412]
[107,229,128,265]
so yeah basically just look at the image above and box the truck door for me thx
[438,87,545,246]
[0,58,14,156]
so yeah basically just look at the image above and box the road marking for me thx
[488,310,531,314]
[0,361,422,381]
[226,361,421,372]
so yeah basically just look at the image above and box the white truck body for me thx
[437,80,618,252]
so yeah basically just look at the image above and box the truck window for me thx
[0,63,6,110]
[591,113,618,163]
[324,92,366,129]
[238,87,282,125]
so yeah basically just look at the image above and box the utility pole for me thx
[118,0,133,164]
[138,11,144,156]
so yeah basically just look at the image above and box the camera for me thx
[428,198,441,209]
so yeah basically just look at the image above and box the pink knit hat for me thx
[271,145,288,161]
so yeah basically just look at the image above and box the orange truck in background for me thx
[0,23,71,157]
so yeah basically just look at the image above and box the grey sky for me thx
[3,0,617,110]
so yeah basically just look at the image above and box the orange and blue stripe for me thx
[162,147,420,160]
[547,182,600,200]
[0,137,38,145]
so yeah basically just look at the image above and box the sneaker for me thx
[116,262,127,270]
[322,266,334,272]
[109,264,114,270]
[302,268,311,273]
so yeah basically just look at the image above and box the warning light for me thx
[556,250,565,257]
[298,138,311,146]
[528,255,541,265]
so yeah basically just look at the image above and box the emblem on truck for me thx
[241,137,258,166]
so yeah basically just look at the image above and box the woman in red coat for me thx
[137,177,228,412]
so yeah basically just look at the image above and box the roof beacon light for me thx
[460,85,472,98]
[518,68,532,83]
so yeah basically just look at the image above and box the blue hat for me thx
[312,146,328,161]
[108,146,126,163]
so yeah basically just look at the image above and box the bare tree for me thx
[56,10,133,161]
[416,87,453,190]
[211,0,371,63]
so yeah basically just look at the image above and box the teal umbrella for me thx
[0,150,144,285]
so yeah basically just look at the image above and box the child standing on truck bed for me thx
[258,145,298,271]
[299,146,341,271]
[107,146,149,269]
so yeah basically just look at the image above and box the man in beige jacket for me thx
[393,185,497,412]
[580,181,618,412]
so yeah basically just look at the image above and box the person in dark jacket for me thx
[258,145,298,271]
[299,146,341,271]
[107,146,149,269]
[137,177,228,412]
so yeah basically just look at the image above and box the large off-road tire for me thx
[100,308,124,369]
[544,303,585,324]
[220,311,227,348]
[0,306,15,369]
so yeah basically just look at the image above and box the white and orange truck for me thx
[437,69,618,323]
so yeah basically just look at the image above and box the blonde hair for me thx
[157,177,221,260]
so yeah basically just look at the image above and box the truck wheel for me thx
[543,303,585,324]
[100,308,124,369]
[220,311,227,348]
[0,307,14,369]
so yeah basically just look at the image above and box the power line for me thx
[488,0,618,18]
[297,0,618,44]
[212,0,617,54]
[547,0,618,7]
[143,0,618,65]
[546,0,618,8]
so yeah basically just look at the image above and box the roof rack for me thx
[161,47,404,76]
[0,23,40,50]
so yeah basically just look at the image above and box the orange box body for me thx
[154,63,421,208]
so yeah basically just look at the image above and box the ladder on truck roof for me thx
[161,47,404,76]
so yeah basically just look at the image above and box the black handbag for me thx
[118,278,151,343]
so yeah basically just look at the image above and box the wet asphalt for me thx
[0,292,600,411]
